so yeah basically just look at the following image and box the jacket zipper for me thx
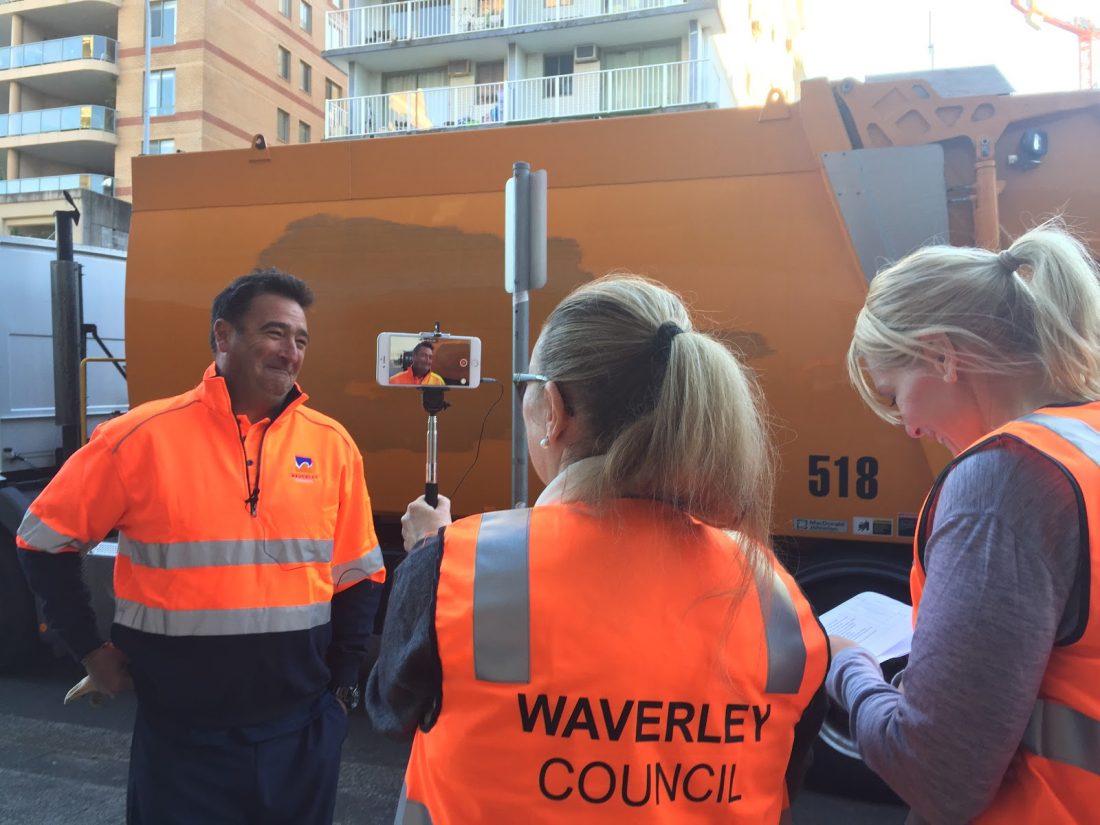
[230,391,298,517]
[235,420,265,518]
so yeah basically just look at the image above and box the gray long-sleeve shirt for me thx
[827,438,1083,824]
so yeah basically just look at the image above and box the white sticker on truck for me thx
[792,517,848,534]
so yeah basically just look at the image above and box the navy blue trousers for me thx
[127,692,349,825]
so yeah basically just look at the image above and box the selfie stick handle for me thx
[421,387,447,508]
[425,412,439,507]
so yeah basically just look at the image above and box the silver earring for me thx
[539,436,550,448]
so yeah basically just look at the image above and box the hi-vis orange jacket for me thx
[398,501,828,824]
[389,368,445,386]
[912,402,1100,823]
[18,364,385,641]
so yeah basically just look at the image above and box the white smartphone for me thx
[376,332,482,389]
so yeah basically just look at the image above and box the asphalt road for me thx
[0,653,908,825]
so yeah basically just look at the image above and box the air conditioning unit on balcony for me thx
[448,59,472,77]
[574,44,599,64]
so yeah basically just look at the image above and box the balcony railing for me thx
[326,59,717,139]
[327,0,688,49]
[0,105,117,138]
[0,173,113,196]
[0,35,117,70]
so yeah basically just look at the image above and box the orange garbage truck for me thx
[4,67,1099,796]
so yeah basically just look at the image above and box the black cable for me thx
[449,378,504,505]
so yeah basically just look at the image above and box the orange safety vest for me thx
[911,402,1100,823]
[399,501,828,824]
[17,364,385,636]
[390,367,445,386]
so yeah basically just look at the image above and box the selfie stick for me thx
[420,322,450,507]
[421,388,449,507]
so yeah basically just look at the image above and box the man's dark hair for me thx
[412,340,434,355]
[210,267,314,352]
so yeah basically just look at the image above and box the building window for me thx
[278,46,291,80]
[148,68,176,116]
[299,1,313,33]
[299,121,311,143]
[279,0,291,16]
[150,0,177,47]
[325,79,343,100]
[543,52,573,97]
[149,138,176,154]
[9,224,54,240]
[300,61,312,94]
[277,109,290,142]
[476,60,504,103]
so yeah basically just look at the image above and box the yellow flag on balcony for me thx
[387,88,432,131]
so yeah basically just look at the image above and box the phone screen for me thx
[381,334,477,387]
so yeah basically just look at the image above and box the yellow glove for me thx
[63,674,108,707]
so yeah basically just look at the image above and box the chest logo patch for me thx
[292,455,317,482]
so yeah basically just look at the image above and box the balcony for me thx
[0,104,115,137]
[326,0,692,50]
[326,58,718,139]
[0,172,112,196]
[0,34,117,70]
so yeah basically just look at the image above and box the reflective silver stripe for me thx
[16,511,89,554]
[118,536,334,569]
[760,570,808,694]
[395,783,433,825]
[1021,698,1100,776]
[1020,413,1100,467]
[472,509,531,683]
[114,598,331,636]
[332,544,384,589]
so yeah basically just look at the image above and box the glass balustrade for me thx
[0,174,113,196]
[0,35,117,71]
[0,105,117,138]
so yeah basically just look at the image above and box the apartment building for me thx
[321,0,804,140]
[0,0,347,246]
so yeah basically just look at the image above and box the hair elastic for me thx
[655,322,684,359]
[998,249,1023,273]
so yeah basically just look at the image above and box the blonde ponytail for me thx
[849,219,1100,422]
[536,275,776,548]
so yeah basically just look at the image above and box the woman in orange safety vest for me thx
[833,221,1100,823]
[367,275,830,824]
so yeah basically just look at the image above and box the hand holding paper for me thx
[820,591,913,663]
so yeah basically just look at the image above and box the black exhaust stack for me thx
[52,192,84,464]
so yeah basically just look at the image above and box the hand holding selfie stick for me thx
[421,387,449,507]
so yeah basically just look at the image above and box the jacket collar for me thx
[535,455,605,506]
[197,362,308,422]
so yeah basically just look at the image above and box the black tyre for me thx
[0,529,41,672]
[788,541,911,803]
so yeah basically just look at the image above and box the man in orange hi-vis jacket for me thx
[389,340,445,385]
[16,268,386,825]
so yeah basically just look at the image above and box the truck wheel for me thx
[791,542,911,803]
[0,529,41,672]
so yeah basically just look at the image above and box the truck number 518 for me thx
[808,455,879,499]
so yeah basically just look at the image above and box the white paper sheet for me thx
[820,591,913,662]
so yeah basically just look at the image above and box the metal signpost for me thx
[505,161,547,507]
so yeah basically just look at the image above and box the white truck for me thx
[0,233,126,669]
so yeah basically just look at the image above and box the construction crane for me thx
[1012,0,1099,89]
